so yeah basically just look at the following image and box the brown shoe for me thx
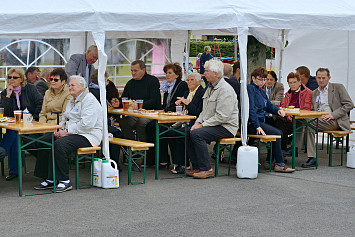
[264,163,275,170]
[274,164,295,173]
[192,170,215,179]
[186,169,200,177]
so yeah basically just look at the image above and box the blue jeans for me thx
[248,122,285,165]
[0,130,19,174]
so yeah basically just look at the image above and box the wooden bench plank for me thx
[323,130,353,138]
[219,137,241,145]
[77,146,101,155]
[109,137,154,151]
[248,134,281,142]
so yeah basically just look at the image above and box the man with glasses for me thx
[302,68,353,168]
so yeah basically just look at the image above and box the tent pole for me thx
[278,29,285,83]
[85,31,88,51]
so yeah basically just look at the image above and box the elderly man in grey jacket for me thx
[187,60,239,179]
[65,45,98,85]
[34,75,103,192]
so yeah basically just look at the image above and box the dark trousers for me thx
[247,122,284,164]
[108,126,122,164]
[42,134,91,181]
[166,126,190,167]
[24,133,53,179]
[146,120,170,165]
[188,126,233,171]
[0,130,19,174]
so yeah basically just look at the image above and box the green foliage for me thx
[189,41,235,58]
[189,40,275,59]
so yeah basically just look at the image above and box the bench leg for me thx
[257,139,261,173]
[228,144,232,176]
[143,150,146,184]
[341,137,344,166]
[128,147,132,185]
[75,152,79,189]
[215,141,220,177]
[328,134,333,167]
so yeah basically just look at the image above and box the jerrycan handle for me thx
[110,159,118,170]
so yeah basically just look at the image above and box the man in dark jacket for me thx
[111,60,161,142]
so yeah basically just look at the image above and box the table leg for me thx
[315,118,319,169]
[292,117,296,169]
[184,124,187,177]
[155,120,159,180]
[17,134,22,197]
[51,133,56,193]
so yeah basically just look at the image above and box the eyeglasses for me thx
[8,76,20,80]
[256,77,266,82]
[48,78,62,82]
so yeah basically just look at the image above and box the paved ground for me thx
[0,143,354,237]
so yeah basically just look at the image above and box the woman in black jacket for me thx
[146,63,188,166]
[0,68,43,180]
[161,63,188,111]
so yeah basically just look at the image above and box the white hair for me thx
[69,75,87,88]
[205,60,224,78]
[188,72,202,81]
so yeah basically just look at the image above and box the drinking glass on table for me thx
[176,105,183,115]
[14,110,22,124]
[136,100,144,110]
[0,108,4,118]
[122,97,130,112]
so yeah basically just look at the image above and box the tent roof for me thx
[1,0,355,34]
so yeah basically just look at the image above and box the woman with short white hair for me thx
[34,75,103,192]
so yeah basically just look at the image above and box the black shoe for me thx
[5,173,18,181]
[34,180,54,190]
[301,158,316,168]
[54,181,72,193]
[283,147,298,157]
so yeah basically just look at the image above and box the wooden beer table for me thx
[108,108,195,180]
[0,120,61,196]
[284,110,329,169]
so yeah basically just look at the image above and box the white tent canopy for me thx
[1,0,355,156]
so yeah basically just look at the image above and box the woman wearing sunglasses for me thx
[38,68,71,124]
[31,68,72,181]
[0,68,43,181]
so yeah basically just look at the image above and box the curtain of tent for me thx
[238,27,249,146]
[92,31,109,159]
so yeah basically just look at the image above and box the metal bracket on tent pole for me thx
[184,30,191,78]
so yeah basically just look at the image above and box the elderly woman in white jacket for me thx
[34,75,103,193]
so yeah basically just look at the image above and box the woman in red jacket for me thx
[276,72,312,154]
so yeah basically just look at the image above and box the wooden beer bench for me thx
[75,146,101,189]
[323,130,353,167]
[247,134,281,172]
[214,137,241,177]
[109,137,154,185]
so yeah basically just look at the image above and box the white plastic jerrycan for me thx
[346,145,355,168]
[101,159,119,188]
[23,108,33,123]
[236,146,258,179]
[92,158,102,187]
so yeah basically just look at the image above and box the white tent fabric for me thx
[1,0,355,155]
